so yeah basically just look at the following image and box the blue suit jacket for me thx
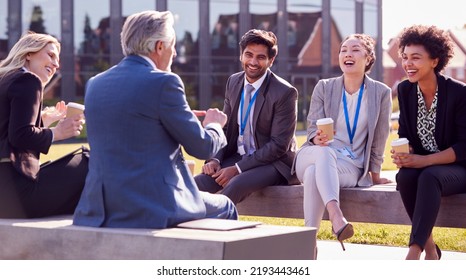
[73,55,227,228]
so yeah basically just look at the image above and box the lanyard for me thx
[239,87,259,136]
[342,83,364,145]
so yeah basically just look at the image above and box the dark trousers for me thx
[0,153,88,218]
[396,164,466,249]
[194,153,286,204]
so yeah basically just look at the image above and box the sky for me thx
[2,0,465,50]
[382,0,466,47]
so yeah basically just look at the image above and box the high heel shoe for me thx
[435,244,442,260]
[332,223,354,251]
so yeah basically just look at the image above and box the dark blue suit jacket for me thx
[73,55,227,228]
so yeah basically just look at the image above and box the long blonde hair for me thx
[0,32,61,79]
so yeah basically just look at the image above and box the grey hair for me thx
[120,10,175,56]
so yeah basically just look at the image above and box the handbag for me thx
[40,145,90,169]
[9,149,40,181]
[10,145,89,181]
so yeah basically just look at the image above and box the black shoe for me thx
[333,223,354,251]
[435,244,442,260]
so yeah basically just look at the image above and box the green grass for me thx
[43,134,466,252]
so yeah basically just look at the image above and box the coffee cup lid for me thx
[316,118,333,125]
[391,138,409,146]
[67,102,85,110]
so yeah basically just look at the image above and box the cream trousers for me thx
[295,145,362,229]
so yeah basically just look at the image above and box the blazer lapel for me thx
[434,74,447,146]
[228,73,245,140]
[252,70,271,130]
[365,77,377,134]
[330,76,344,121]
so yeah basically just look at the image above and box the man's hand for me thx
[201,160,221,176]
[212,166,239,187]
[203,108,227,127]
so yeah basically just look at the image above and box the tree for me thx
[29,5,47,34]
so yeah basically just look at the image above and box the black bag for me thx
[10,145,89,181]
[40,146,90,169]
[9,149,40,181]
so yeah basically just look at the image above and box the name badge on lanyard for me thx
[341,82,364,159]
[342,83,364,145]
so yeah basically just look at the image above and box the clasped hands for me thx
[201,160,238,187]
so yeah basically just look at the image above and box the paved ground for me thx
[316,240,466,260]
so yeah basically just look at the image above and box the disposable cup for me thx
[391,138,409,154]
[66,102,85,118]
[316,118,334,143]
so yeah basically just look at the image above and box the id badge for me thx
[341,147,356,159]
[238,145,246,155]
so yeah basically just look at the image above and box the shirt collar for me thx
[138,55,159,71]
[244,71,267,91]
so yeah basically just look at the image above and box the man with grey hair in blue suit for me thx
[73,10,238,229]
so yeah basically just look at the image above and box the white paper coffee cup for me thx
[391,138,409,154]
[186,160,196,175]
[66,102,85,118]
[316,117,334,143]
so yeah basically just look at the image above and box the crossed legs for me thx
[295,146,361,231]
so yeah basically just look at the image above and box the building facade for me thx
[0,0,383,124]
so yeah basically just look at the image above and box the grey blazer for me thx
[295,75,392,186]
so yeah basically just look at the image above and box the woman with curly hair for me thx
[393,25,466,260]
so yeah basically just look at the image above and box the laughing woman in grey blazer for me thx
[294,34,392,251]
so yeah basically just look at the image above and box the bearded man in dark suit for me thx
[195,29,299,204]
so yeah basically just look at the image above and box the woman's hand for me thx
[42,101,66,127]
[392,153,430,169]
[50,114,84,141]
[312,129,334,146]
[370,172,392,184]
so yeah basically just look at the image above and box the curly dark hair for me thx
[398,25,454,73]
[239,29,278,59]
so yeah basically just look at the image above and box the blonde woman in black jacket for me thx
[0,32,87,218]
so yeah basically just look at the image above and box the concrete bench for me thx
[0,216,316,260]
[237,171,466,228]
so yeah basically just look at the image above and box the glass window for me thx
[331,0,354,75]
[74,0,110,97]
[22,0,61,100]
[331,0,355,38]
[250,0,277,31]
[286,0,322,67]
[0,0,7,60]
[287,0,323,130]
[22,0,61,38]
[169,0,200,108]
[123,0,155,17]
[210,0,240,108]
[364,0,378,38]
